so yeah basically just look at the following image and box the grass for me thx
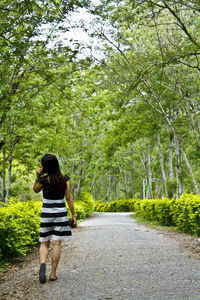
[131,213,178,231]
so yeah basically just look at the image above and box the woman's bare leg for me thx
[39,241,50,283]
[50,240,61,279]
[39,241,50,263]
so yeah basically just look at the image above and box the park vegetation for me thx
[0,0,200,202]
[0,0,200,262]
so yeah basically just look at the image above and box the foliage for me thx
[95,199,139,212]
[0,200,42,261]
[95,194,200,236]
[72,191,95,219]
[1,0,200,205]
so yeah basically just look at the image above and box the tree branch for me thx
[0,136,21,166]
[163,1,200,48]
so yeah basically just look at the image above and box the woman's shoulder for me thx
[64,174,70,181]
[38,175,48,185]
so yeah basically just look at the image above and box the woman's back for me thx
[38,175,70,200]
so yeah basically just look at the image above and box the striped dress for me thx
[38,175,72,242]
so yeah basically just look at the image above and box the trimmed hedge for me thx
[0,200,42,261]
[95,194,200,236]
[0,192,94,263]
[95,199,139,212]
[74,191,94,219]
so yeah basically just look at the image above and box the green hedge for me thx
[95,194,200,236]
[0,200,42,261]
[95,199,139,212]
[0,192,94,263]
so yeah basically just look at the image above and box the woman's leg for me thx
[50,240,61,279]
[39,241,50,263]
[39,241,50,283]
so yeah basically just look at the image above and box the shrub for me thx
[95,199,140,213]
[94,200,105,212]
[75,191,94,217]
[0,200,42,260]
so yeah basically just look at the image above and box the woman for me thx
[33,154,77,283]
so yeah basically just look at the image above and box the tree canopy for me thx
[1,0,200,202]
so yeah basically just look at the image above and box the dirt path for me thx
[0,212,200,300]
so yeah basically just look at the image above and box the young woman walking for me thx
[33,154,77,283]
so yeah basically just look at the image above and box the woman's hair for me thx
[41,154,66,194]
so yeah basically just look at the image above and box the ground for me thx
[0,212,200,300]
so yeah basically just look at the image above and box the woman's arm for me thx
[33,168,43,193]
[65,181,77,225]
[33,180,43,193]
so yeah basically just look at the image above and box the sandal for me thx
[39,263,46,283]
[49,276,58,281]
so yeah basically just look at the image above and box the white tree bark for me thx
[5,156,12,201]
[157,133,168,198]
[174,139,182,198]
[169,134,174,198]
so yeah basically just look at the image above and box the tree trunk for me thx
[75,164,84,199]
[169,134,175,198]
[174,139,182,199]
[5,155,12,202]
[90,173,97,193]
[107,175,112,201]
[157,133,168,198]
[2,142,6,202]
[138,143,153,199]
[0,175,3,203]
[131,160,134,198]
[148,146,153,199]
[124,172,128,198]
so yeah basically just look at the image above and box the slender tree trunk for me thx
[148,146,153,199]
[70,161,75,197]
[174,139,182,198]
[2,141,6,202]
[5,155,12,202]
[0,175,3,203]
[131,160,134,198]
[190,99,200,134]
[76,165,84,199]
[90,173,97,193]
[124,172,128,198]
[107,175,112,201]
[169,134,175,198]
[157,133,168,198]
[138,144,153,199]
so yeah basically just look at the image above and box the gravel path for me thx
[1,212,200,300]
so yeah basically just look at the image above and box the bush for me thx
[75,191,94,217]
[95,199,139,213]
[0,200,42,261]
[94,200,105,212]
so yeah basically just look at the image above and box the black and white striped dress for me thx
[38,175,72,242]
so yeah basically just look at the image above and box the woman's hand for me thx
[36,168,43,177]
[71,215,77,228]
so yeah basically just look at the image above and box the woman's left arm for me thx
[65,181,77,226]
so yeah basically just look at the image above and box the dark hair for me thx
[41,154,66,194]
